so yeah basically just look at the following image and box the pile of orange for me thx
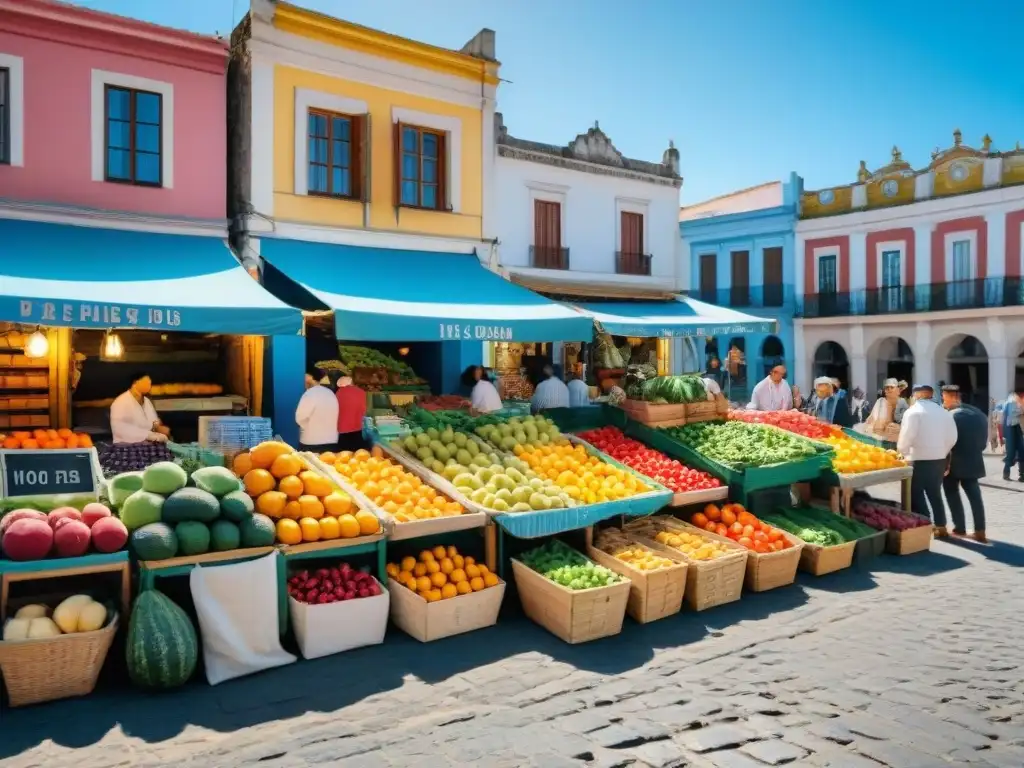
[386,545,500,602]
[1,429,94,450]
[232,441,381,545]
[325,446,464,522]
[819,433,906,474]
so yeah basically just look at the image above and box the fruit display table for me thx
[825,466,913,518]
[0,550,130,623]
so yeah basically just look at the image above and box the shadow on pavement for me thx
[944,536,1024,568]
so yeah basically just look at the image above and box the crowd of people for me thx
[744,366,993,543]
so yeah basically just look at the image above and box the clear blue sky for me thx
[79,0,1024,205]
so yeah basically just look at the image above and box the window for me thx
[617,212,648,275]
[818,255,837,294]
[532,200,566,269]
[307,109,359,199]
[699,254,717,303]
[951,239,972,307]
[763,247,783,306]
[730,250,750,306]
[0,67,8,165]
[397,124,445,210]
[105,86,162,186]
[881,249,901,312]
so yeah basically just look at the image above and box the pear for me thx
[426,428,440,441]
[415,433,431,447]
[453,432,468,448]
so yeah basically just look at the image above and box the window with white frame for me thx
[0,53,24,167]
[951,240,972,282]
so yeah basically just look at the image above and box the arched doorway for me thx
[761,335,785,377]
[872,336,914,393]
[813,341,850,390]
[943,335,988,409]
[725,337,748,398]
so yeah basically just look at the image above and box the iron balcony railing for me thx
[529,245,570,270]
[797,277,1024,318]
[695,285,791,310]
[616,251,653,276]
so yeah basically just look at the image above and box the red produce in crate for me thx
[290,560,382,604]
[576,426,722,494]
[726,408,839,440]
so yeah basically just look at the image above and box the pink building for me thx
[0,0,228,221]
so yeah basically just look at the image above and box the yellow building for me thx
[230,0,500,257]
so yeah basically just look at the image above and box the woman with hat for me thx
[811,377,853,427]
[865,378,909,432]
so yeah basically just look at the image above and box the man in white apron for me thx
[109,373,171,444]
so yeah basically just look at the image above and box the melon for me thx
[131,523,178,561]
[191,466,243,497]
[120,490,165,531]
[91,516,129,553]
[2,518,54,561]
[125,590,198,689]
[219,490,254,522]
[53,519,91,557]
[141,462,188,495]
[108,471,145,508]
[238,513,275,547]
[175,521,210,556]
[162,487,220,524]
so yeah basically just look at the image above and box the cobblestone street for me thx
[2,469,1021,768]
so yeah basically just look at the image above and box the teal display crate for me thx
[167,441,226,467]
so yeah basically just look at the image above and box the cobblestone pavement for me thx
[2,481,1022,768]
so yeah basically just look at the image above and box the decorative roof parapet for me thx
[496,113,682,188]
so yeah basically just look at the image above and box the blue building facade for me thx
[680,173,801,402]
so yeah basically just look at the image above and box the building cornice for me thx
[497,145,681,188]
[0,199,228,237]
[273,2,499,85]
[1,0,228,74]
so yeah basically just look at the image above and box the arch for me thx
[813,341,850,389]
[866,335,915,393]
[936,334,989,409]
[761,335,785,358]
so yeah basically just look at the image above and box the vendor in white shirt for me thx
[897,383,959,536]
[465,366,503,414]
[110,373,171,444]
[295,370,339,451]
[747,365,793,411]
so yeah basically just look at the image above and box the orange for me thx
[370,444,384,458]
[386,562,400,578]
[440,583,458,599]
[298,517,321,542]
[430,571,447,588]
[250,441,294,469]
[425,560,440,574]
[469,576,485,592]
[324,492,352,516]
[275,518,302,545]
[419,550,435,563]
[483,572,499,588]
[456,580,472,595]
[464,556,476,566]
[465,564,481,580]
[400,556,416,572]
[354,448,371,461]
[415,575,432,593]
[450,568,467,584]
[232,452,253,477]
[432,545,447,560]
[256,490,287,518]
[355,509,379,535]
[439,558,454,575]
[299,470,332,497]
[413,562,427,577]
[244,468,276,496]
[337,451,354,463]
[298,495,325,519]
[283,500,302,519]
[337,513,360,538]
[426,589,442,603]
[452,555,465,570]
[277,475,304,499]
[269,453,303,479]
[319,451,337,464]
[446,546,459,559]
[318,516,340,539]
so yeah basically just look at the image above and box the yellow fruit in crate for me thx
[450,568,467,584]
[446,545,458,559]
[441,583,458,599]
[456,580,472,595]
[270,453,303,479]
[430,571,447,588]
[414,562,427,577]
[337,514,360,539]
[465,563,481,580]
[232,452,253,476]
[299,471,332,498]
[283,500,302,520]
[244,469,276,497]
[415,575,432,593]
[355,510,380,535]
[483,572,499,588]
[439,558,454,574]
[469,576,485,592]
[256,491,287,518]
[400,556,416,572]
[324,492,352,516]
[427,589,443,602]
[298,517,321,542]
[318,516,340,539]
[432,545,447,560]
[386,563,400,579]
[278,475,304,499]
[298,495,325,519]
[452,554,465,570]
[419,550,435,563]
[275,518,302,545]
[425,560,440,575]
[250,441,294,469]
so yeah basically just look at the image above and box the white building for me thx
[794,131,1024,407]
[492,115,690,376]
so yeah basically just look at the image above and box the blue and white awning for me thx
[260,239,594,342]
[0,219,302,335]
[572,296,776,338]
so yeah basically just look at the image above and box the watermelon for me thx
[175,521,210,556]
[125,590,198,689]
[131,523,178,561]
[162,487,220,524]
[219,490,254,522]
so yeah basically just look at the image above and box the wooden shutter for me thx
[392,121,402,207]
[621,212,643,253]
[534,200,560,248]
[700,254,716,295]
[763,247,782,285]
[731,251,749,286]
[359,113,372,203]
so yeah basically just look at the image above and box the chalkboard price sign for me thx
[1,450,98,499]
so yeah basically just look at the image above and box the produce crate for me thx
[887,521,933,555]
[821,465,913,490]
[669,486,729,508]
[388,578,505,642]
[620,399,686,425]
[0,611,119,707]
[546,404,627,433]
[797,539,855,576]
[625,518,748,611]
[715,393,730,415]
[167,441,226,467]
[288,579,389,659]
[690,526,804,593]
[684,400,718,422]
[511,558,630,643]
[585,541,688,623]
[852,529,887,565]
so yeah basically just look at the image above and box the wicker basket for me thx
[0,614,119,707]
[693,526,804,593]
[511,559,631,643]
[586,542,688,623]
[798,540,855,576]
[886,523,933,555]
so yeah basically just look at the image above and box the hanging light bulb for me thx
[100,330,125,361]
[398,347,410,357]
[23,329,49,359]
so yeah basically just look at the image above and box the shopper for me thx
[1001,391,1024,481]
[746,365,792,411]
[295,369,338,452]
[865,378,908,430]
[110,372,171,444]
[531,365,570,413]
[988,398,1003,453]
[791,385,804,411]
[567,370,591,408]
[464,365,502,414]
[849,387,870,424]
[810,377,853,427]
[941,385,988,543]
[897,384,958,536]
[335,375,367,452]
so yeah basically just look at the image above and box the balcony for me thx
[762,283,784,308]
[529,246,570,270]
[616,251,652,276]
[797,277,1024,318]
[692,285,793,312]
[729,285,751,307]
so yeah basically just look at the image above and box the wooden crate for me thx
[586,542,688,624]
[620,399,686,425]
[694,526,804,593]
[684,400,719,422]
[886,523,933,555]
[798,539,855,576]
[389,580,504,642]
[511,559,630,643]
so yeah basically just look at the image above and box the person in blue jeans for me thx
[941,385,988,543]
[1001,392,1024,481]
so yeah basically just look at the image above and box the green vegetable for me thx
[762,511,843,546]
[520,540,622,591]
[662,421,817,468]
[639,375,708,404]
